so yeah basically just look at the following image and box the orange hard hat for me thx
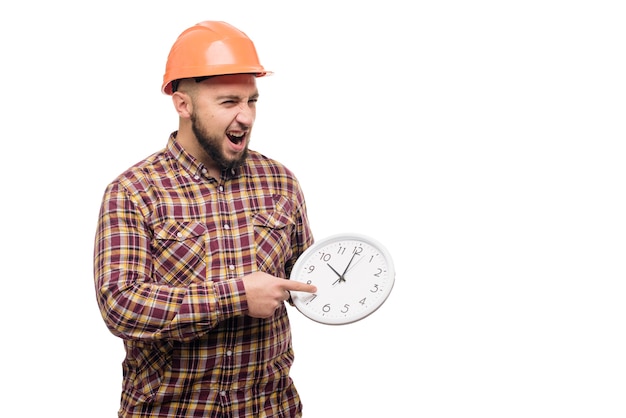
[161,21,271,95]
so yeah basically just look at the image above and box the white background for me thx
[1,1,625,416]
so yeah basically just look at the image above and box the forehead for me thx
[200,74,258,94]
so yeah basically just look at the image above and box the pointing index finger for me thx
[284,280,317,294]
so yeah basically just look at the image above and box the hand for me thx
[242,271,317,318]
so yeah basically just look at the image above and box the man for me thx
[94,21,317,417]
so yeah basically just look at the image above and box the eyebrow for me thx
[216,92,259,101]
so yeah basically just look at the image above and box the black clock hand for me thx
[326,263,342,279]
[327,263,348,286]
[329,252,360,286]
[327,263,346,286]
[345,253,365,275]
[341,252,358,279]
[329,253,359,286]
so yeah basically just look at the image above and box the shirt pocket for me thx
[252,203,294,276]
[152,220,207,286]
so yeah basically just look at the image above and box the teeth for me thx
[228,132,244,138]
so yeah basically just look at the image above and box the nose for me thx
[235,103,255,126]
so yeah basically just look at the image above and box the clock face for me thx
[290,233,395,325]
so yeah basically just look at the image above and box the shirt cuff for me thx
[213,278,248,319]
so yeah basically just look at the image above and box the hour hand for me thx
[327,263,346,286]
[326,263,342,278]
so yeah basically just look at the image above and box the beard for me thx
[191,112,249,171]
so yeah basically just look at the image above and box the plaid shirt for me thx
[94,133,313,417]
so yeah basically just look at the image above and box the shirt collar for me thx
[166,131,242,182]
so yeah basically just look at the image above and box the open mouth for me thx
[227,131,245,145]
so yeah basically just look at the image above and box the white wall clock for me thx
[290,233,395,325]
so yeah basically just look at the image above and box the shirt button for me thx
[219,185,224,192]
[176,232,183,238]
[226,350,233,356]
[224,223,230,230]
[220,391,227,397]
[194,175,200,180]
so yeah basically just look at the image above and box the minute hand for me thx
[340,252,358,279]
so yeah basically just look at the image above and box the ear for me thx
[171,92,193,119]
